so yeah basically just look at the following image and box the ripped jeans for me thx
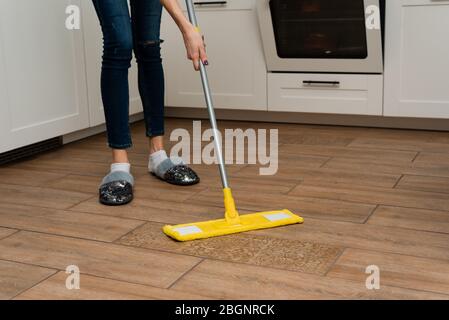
[92,0,165,149]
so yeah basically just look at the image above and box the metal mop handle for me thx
[185,0,230,189]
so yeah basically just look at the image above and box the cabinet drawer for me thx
[268,73,383,116]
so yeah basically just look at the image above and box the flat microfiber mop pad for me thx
[163,209,303,242]
[163,188,303,242]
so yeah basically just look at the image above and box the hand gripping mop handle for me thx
[185,0,240,224]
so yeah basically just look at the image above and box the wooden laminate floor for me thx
[1,118,449,300]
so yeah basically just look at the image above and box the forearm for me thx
[160,0,194,35]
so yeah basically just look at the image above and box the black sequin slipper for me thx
[150,158,200,186]
[99,180,134,206]
[163,164,200,186]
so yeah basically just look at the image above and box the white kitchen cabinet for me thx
[268,73,383,116]
[81,0,142,127]
[384,0,449,118]
[161,0,267,110]
[0,0,89,153]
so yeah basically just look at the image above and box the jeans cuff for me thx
[147,131,165,138]
[108,142,133,150]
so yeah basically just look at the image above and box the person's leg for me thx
[92,0,133,155]
[130,0,199,186]
[92,0,134,204]
[130,0,165,152]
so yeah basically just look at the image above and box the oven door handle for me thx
[303,80,341,87]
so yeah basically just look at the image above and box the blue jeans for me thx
[92,0,165,149]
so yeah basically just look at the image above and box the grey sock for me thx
[101,171,134,186]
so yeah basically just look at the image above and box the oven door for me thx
[257,0,383,73]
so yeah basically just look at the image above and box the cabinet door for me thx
[161,1,267,110]
[81,0,142,127]
[384,0,449,118]
[0,0,89,153]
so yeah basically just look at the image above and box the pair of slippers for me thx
[99,159,199,206]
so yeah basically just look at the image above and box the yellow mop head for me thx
[163,188,304,242]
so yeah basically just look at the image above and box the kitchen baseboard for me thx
[165,107,449,132]
[61,108,449,147]
[62,113,144,145]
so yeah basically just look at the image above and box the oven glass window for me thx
[270,0,368,59]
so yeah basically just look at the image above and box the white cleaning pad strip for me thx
[263,212,291,222]
[174,226,203,236]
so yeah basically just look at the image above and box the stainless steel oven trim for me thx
[257,0,383,73]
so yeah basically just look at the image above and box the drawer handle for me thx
[303,80,340,87]
[194,1,228,5]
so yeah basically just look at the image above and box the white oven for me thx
[257,0,384,73]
